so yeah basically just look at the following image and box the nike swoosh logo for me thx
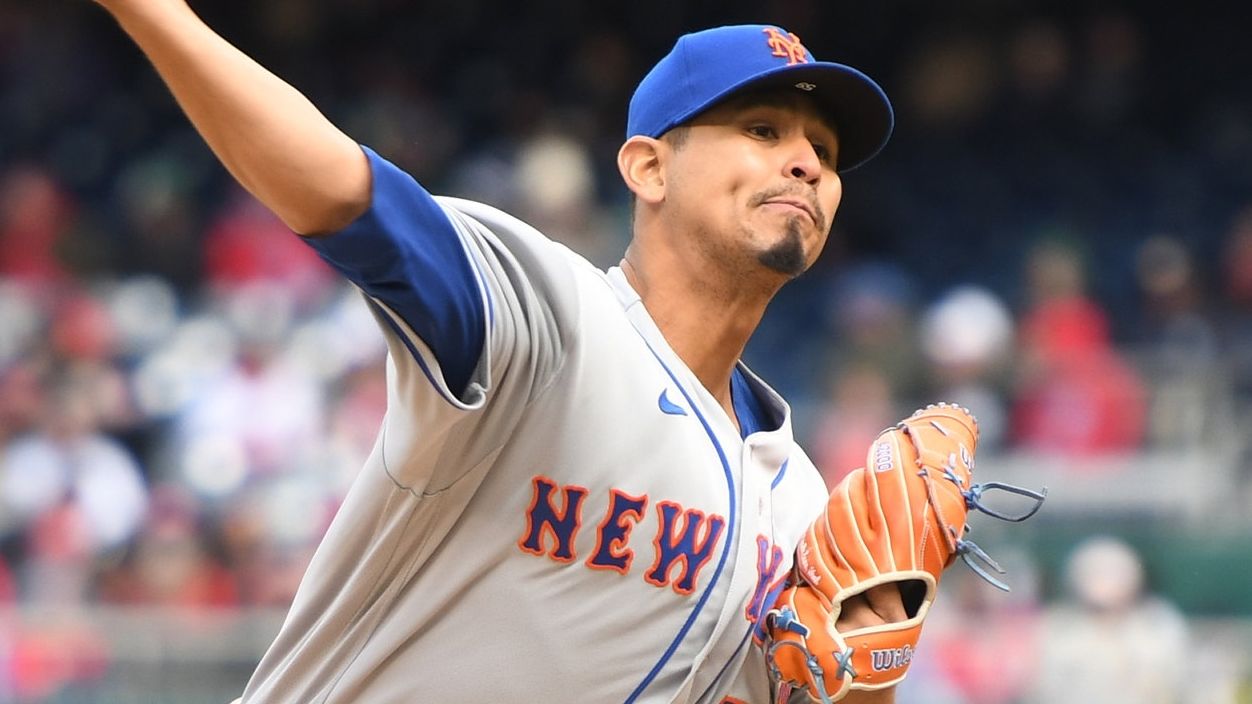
[658,389,688,416]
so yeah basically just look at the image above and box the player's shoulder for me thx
[436,196,607,276]
[434,196,624,330]
[434,196,535,240]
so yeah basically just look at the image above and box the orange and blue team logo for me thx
[762,27,810,65]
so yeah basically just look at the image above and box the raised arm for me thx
[95,0,369,235]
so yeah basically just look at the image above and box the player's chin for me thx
[756,223,813,278]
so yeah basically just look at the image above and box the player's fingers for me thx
[863,582,907,623]
[835,591,881,631]
[836,583,907,632]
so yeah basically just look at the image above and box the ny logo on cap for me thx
[762,27,809,65]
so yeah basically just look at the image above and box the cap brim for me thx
[690,62,894,173]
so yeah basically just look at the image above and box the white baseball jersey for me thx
[239,147,829,703]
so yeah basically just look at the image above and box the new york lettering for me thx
[517,475,726,595]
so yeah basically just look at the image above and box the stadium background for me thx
[1,0,1250,701]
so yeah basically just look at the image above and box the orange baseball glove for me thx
[765,403,1044,703]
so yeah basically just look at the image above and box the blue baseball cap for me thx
[626,24,894,173]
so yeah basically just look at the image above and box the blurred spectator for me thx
[0,355,44,450]
[446,128,627,268]
[97,483,239,608]
[203,187,337,304]
[900,32,997,132]
[1131,234,1225,448]
[0,556,14,604]
[509,130,625,268]
[905,550,1043,704]
[918,285,1015,450]
[112,150,208,291]
[803,261,922,484]
[109,149,205,289]
[1074,10,1146,129]
[46,290,139,435]
[1011,238,1147,455]
[1026,536,1190,704]
[167,298,326,499]
[101,274,182,360]
[0,364,137,701]
[0,371,149,602]
[214,484,324,607]
[1004,19,1070,115]
[823,261,923,403]
[0,166,76,288]
[1217,205,1252,499]
[809,361,897,486]
[1219,205,1252,404]
[0,283,42,371]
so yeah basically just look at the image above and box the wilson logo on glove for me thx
[763,403,1046,704]
[870,646,913,672]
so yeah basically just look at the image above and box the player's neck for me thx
[621,255,773,417]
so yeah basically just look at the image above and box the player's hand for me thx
[836,584,906,631]
[786,584,906,704]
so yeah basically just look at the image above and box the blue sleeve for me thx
[305,146,485,395]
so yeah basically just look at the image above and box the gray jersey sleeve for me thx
[366,196,584,493]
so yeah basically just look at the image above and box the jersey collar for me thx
[604,266,796,460]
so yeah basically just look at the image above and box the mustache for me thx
[748,187,826,231]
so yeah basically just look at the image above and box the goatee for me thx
[757,219,808,277]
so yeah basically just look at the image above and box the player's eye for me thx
[811,142,834,165]
[747,124,778,140]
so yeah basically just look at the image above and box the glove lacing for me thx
[929,465,1048,592]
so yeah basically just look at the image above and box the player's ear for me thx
[617,136,667,205]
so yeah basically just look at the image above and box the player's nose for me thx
[782,137,823,185]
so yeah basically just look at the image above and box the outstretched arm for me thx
[95,0,369,235]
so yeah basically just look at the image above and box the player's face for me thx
[663,92,843,279]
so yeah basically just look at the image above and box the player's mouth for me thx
[756,193,823,230]
[746,184,826,230]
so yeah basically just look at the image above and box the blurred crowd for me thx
[2,0,1252,701]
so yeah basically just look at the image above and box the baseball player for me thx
[91,1,988,701]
